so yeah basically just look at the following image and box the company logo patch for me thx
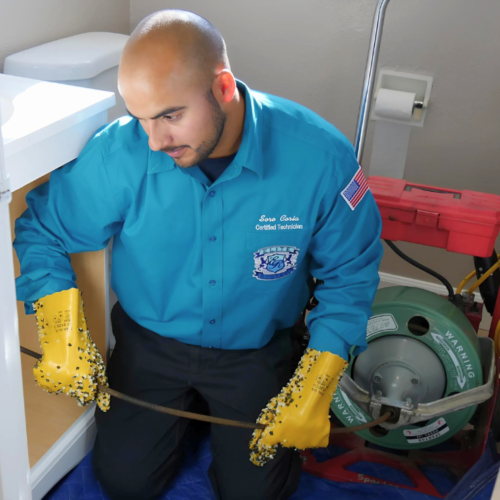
[341,166,369,210]
[253,246,299,281]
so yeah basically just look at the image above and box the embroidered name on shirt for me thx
[256,215,302,230]
[341,166,369,210]
[256,224,303,230]
[259,215,300,222]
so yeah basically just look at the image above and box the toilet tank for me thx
[4,32,129,123]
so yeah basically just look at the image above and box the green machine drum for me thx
[331,286,483,450]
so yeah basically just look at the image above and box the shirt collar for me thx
[147,79,263,178]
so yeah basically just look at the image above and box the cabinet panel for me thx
[10,174,107,467]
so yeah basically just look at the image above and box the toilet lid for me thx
[4,32,129,81]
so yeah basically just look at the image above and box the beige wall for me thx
[131,0,500,289]
[1,0,498,290]
[0,0,130,72]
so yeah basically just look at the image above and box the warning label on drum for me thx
[430,331,476,390]
[367,314,398,339]
[403,418,449,444]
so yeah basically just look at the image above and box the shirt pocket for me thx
[245,230,311,294]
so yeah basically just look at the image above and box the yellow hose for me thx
[495,320,500,358]
[456,253,500,295]
[457,270,477,294]
[468,259,500,295]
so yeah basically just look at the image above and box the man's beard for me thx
[170,88,227,168]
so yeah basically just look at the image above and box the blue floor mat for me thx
[43,432,466,500]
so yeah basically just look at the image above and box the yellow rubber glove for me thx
[32,288,110,412]
[249,347,348,466]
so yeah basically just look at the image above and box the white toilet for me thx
[3,32,129,122]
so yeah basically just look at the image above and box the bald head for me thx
[118,10,243,168]
[119,9,229,95]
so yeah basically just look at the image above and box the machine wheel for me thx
[331,287,483,450]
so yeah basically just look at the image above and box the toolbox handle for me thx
[404,184,462,199]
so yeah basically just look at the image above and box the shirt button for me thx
[209,280,216,287]
[209,236,217,242]
[209,319,216,325]
[209,190,216,197]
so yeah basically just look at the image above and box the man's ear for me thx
[212,69,236,104]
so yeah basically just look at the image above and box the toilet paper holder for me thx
[354,0,434,162]
[371,71,433,127]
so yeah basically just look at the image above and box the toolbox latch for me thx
[415,210,439,228]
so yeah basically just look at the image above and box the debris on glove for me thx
[249,349,319,466]
[32,289,111,412]
[249,347,348,466]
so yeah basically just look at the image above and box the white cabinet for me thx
[0,73,115,500]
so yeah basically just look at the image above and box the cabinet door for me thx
[9,176,110,500]
[0,116,32,499]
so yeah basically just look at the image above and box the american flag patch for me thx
[341,166,369,210]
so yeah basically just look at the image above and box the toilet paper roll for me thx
[374,88,416,122]
[369,89,416,179]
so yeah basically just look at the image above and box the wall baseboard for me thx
[30,405,96,500]
[379,271,492,332]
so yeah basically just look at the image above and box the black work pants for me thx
[92,301,302,500]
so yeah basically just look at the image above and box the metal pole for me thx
[354,0,391,165]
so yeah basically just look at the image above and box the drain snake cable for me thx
[20,345,392,433]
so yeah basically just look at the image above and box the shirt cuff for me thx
[17,277,77,315]
[24,301,36,315]
[307,324,351,361]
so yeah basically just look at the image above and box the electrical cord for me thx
[20,346,392,434]
[384,240,455,299]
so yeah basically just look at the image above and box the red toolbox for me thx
[368,176,500,258]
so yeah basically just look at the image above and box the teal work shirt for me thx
[13,80,383,359]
